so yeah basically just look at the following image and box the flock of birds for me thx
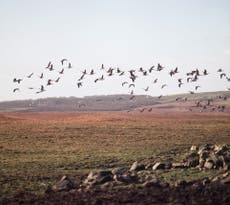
[12,59,230,112]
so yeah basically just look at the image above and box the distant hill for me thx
[0,91,229,112]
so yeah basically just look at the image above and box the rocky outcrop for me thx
[52,176,76,192]
[50,144,230,193]
[183,144,230,170]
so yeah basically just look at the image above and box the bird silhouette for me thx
[61,59,67,65]
[27,73,34,78]
[13,88,19,92]
[59,69,64,74]
[203,69,208,75]
[68,63,72,69]
[220,73,226,79]
[48,64,54,71]
[129,95,135,100]
[122,82,128,86]
[55,77,60,83]
[156,63,164,71]
[161,84,167,89]
[45,61,52,69]
[119,71,125,76]
[217,69,223,72]
[39,73,44,79]
[129,84,135,88]
[47,79,53,86]
[195,85,201,90]
[143,86,149,92]
[158,95,163,99]
[36,85,45,94]
[77,82,82,88]
[90,69,95,75]
[153,78,158,84]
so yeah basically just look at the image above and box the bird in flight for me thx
[195,85,201,90]
[143,86,149,92]
[59,69,64,74]
[55,77,60,83]
[61,59,67,65]
[13,88,19,92]
[47,79,53,86]
[27,73,34,78]
[161,84,167,89]
[39,73,44,79]
[36,85,45,94]
[45,61,52,69]
[68,63,72,69]
[156,63,164,71]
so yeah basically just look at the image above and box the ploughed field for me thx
[1,111,230,204]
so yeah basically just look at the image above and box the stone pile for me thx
[183,144,230,170]
[50,144,230,193]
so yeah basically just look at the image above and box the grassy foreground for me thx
[0,111,230,200]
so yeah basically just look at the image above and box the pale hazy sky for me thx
[0,0,230,101]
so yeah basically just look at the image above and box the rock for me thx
[204,159,214,169]
[84,170,113,185]
[145,163,155,170]
[130,161,145,172]
[52,176,75,192]
[190,145,198,152]
[174,180,187,187]
[202,177,210,185]
[186,156,199,167]
[220,176,230,184]
[100,181,115,190]
[223,162,230,170]
[111,167,129,175]
[211,176,221,183]
[199,150,210,160]
[142,178,160,187]
[184,151,200,167]
[113,173,138,183]
[222,171,230,178]
[198,159,205,169]
[151,161,172,170]
[172,162,187,169]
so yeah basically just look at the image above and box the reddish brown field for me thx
[1,111,230,204]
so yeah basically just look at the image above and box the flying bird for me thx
[217,69,223,72]
[47,79,53,86]
[45,61,52,69]
[161,84,167,89]
[129,84,135,88]
[55,77,60,83]
[122,82,128,87]
[156,63,164,71]
[27,73,34,78]
[39,73,44,79]
[77,82,82,88]
[143,86,149,92]
[220,73,226,79]
[61,59,67,65]
[195,85,201,90]
[13,88,19,92]
[68,63,72,69]
[59,69,64,74]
